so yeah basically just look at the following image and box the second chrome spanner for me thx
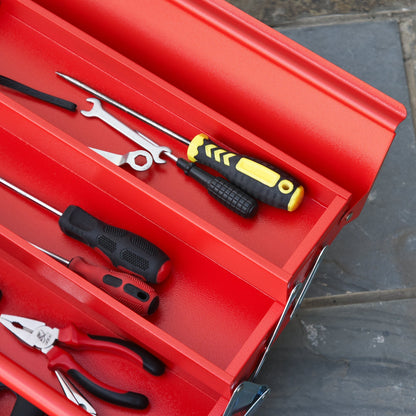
[81,98,171,164]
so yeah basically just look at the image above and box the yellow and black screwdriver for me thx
[57,72,304,212]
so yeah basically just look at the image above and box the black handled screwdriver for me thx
[91,142,258,218]
[129,135,258,218]
[57,72,304,212]
[0,177,171,284]
[163,151,258,218]
[30,243,159,315]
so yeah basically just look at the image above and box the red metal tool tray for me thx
[0,0,406,415]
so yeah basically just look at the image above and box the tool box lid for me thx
[30,0,407,221]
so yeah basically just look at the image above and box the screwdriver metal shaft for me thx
[0,177,62,216]
[56,72,190,145]
[30,242,70,265]
[64,71,253,215]
[57,72,304,212]
[0,177,171,283]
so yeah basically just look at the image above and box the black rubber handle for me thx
[0,74,77,111]
[58,206,171,283]
[88,334,165,376]
[177,158,258,218]
[68,369,148,409]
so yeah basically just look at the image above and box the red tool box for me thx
[0,0,406,414]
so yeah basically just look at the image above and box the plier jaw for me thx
[1,313,162,410]
[55,370,97,415]
[0,314,59,354]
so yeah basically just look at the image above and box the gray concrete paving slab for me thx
[228,0,416,26]
[221,3,416,415]
[256,299,416,415]
[278,21,416,296]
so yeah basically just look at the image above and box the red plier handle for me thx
[58,323,165,376]
[47,346,149,409]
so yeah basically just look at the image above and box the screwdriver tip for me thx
[56,72,70,80]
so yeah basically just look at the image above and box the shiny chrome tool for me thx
[0,314,166,409]
[58,73,304,212]
[89,147,153,171]
[81,98,171,164]
[56,75,258,217]
[57,72,187,145]
[55,370,97,415]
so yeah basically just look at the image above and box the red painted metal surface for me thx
[0,0,406,414]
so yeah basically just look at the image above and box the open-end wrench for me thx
[81,98,171,164]
[89,147,153,171]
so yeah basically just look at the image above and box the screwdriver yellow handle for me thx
[187,134,304,212]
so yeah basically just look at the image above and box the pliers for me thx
[55,370,96,415]
[0,314,165,410]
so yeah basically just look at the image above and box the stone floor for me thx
[227,1,416,415]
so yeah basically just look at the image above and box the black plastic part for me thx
[103,274,123,288]
[0,382,44,416]
[67,369,149,409]
[58,206,170,284]
[0,74,77,111]
[123,283,150,301]
[147,296,160,315]
[176,158,258,218]
[88,334,165,376]
[11,397,44,416]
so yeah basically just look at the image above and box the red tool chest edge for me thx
[29,0,407,219]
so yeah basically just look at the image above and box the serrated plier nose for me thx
[0,314,59,353]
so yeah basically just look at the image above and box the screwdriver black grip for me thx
[187,134,305,212]
[58,206,171,284]
[177,158,258,218]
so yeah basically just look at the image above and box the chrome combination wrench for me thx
[81,98,171,165]
[75,93,257,217]
[89,147,153,171]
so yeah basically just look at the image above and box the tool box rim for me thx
[27,0,407,219]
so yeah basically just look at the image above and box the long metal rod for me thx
[56,72,191,145]
[55,370,97,415]
[29,243,70,266]
[0,177,63,217]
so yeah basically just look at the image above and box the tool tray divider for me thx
[0,54,349,300]
[0,228,241,415]
[0,87,345,304]
[0,353,87,416]
[0,166,280,387]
